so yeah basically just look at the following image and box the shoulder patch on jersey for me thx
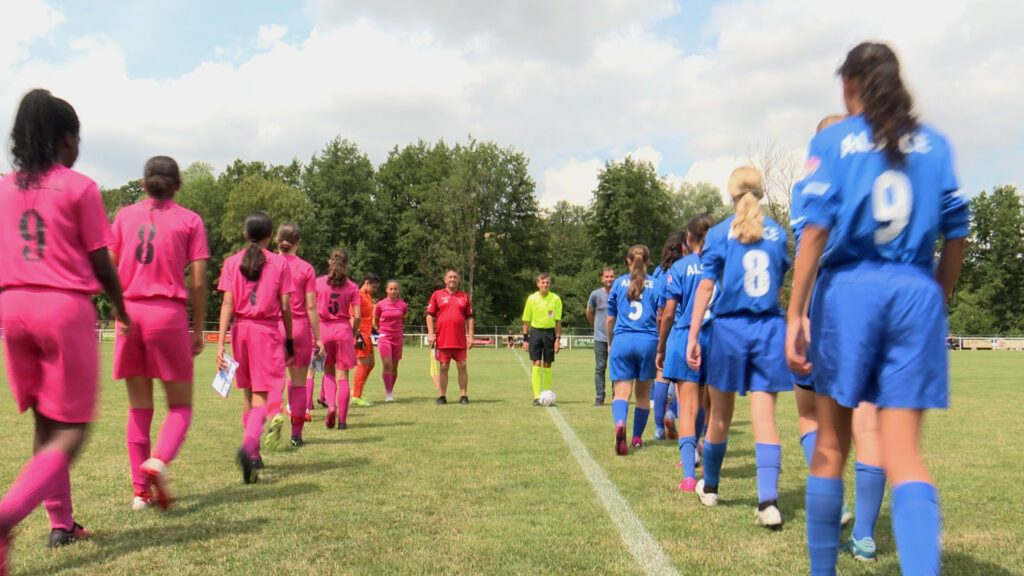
[802,156,821,179]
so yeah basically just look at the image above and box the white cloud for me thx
[0,0,64,71]
[541,158,603,208]
[256,24,288,49]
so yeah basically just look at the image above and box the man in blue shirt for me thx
[586,267,615,406]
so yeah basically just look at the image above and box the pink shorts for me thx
[114,299,192,382]
[436,347,467,365]
[281,316,313,368]
[232,319,285,393]
[378,335,403,360]
[323,321,355,371]
[1,288,98,423]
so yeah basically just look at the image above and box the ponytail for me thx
[143,156,181,200]
[626,244,650,301]
[839,42,918,166]
[328,248,349,286]
[277,222,301,253]
[659,231,685,272]
[10,89,80,190]
[728,166,765,244]
[240,212,273,281]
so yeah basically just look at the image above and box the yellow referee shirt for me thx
[522,291,563,329]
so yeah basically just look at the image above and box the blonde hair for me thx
[728,166,765,244]
[626,244,650,301]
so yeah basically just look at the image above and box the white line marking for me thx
[513,351,680,576]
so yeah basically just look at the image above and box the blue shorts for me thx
[811,263,948,410]
[609,333,658,382]
[708,315,789,396]
[663,326,711,385]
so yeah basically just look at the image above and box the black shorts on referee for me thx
[528,328,556,363]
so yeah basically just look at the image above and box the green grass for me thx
[1,346,1022,575]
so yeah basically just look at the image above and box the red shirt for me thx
[217,248,293,321]
[426,289,473,349]
[111,198,209,302]
[282,254,316,318]
[0,166,111,294]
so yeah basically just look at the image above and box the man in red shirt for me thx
[425,269,474,404]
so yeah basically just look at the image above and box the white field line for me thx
[513,351,680,576]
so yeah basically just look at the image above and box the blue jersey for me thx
[790,174,810,247]
[800,115,969,269]
[701,216,790,316]
[664,253,703,331]
[608,273,664,336]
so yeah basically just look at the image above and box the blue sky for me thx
[1,0,1020,206]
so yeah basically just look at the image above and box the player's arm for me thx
[351,300,363,348]
[604,315,615,348]
[686,280,714,370]
[585,303,595,326]
[554,320,562,353]
[306,291,323,356]
[786,225,828,375]
[521,319,530,351]
[657,299,677,370]
[466,317,475,350]
[935,238,965,303]
[217,291,234,371]
[189,259,208,356]
[89,248,129,330]
[426,313,436,347]
[280,292,295,360]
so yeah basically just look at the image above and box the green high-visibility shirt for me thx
[522,291,562,329]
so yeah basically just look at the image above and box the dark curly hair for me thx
[9,89,80,190]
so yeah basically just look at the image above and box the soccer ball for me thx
[538,390,557,406]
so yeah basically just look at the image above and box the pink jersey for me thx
[374,297,408,338]
[282,254,316,318]
[316,275,359,324]
[111,198,209,302]
[0,166,111,293]
[218,248,293,321]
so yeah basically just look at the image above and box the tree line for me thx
[96,136,1024,336]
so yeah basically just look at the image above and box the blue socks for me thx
[612,399,628,426]
[679,435,697,479]
[806,475,843,575]
[652,381,669,432]
[632,407,650,439]
[893,482,941,575]
[755,443,782,504]
[800,430,818,469]
[694,405,705,440]
[853,461,885,541]
[702,440,727,487]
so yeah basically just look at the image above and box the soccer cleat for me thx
[678,477,697,492]
[317,397,328,408]
[131,491,152,511]
[654,427,666,440]
[841,501,853,527]
[385,394,395,403]
[436,396,447,405]
[263,413,286,450]
[459,396,469,405]
[290,436,305,448]
[533,399,541,406]
[594,398,604,407]
[350,397,374,407]
[663,413,678,440]
[842,535,877,562]
[755,501,783,529]
[140,458,173,511]
[237,449,260,484]
[338,422,348,430]
[47,522,92,548]
[325,409,337,429]
[1,530,9,576]
[615,423,628,456]
[695,479,719,507]
[631,436,643,449]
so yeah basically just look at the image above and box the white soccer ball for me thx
[538,390,557,406]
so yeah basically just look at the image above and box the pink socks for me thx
[154,406,192,464]
[323,373,337,411]
[0,450,71,532]
[241,407,266,459]
[383,374,396,394]
[127,408,154,494]
[306,375,316,410]
[289,386,307,438]
[43,461,73,531]
[337,379,351,424]
[267,379,285,417]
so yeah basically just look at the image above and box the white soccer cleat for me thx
[755,503,783,528]
[695,479,718,507]
[694,448,701,468]
[385,394,395,403]
[140,458,173,511]
[131,494,151,511]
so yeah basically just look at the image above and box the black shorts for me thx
[528,328,556,363]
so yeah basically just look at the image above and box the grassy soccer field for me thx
[0,346,1022,575]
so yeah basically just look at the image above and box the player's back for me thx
[702,216,789,317]
[316,275,358,323]
[802,115,967,269]
[0,166,110,294]
[283,254,316,318]
[219,249,292,321]
[665,253,703,330]
[608,273,663,335]
[113,198,207,301]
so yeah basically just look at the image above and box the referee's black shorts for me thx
[528,328,556,363]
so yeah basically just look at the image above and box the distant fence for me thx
[950,337,1024,351]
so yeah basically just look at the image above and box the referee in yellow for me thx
[522,273,563,405]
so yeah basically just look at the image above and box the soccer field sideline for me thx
[0,346,1022,575]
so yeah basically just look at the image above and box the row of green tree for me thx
[98,137,1024,335]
